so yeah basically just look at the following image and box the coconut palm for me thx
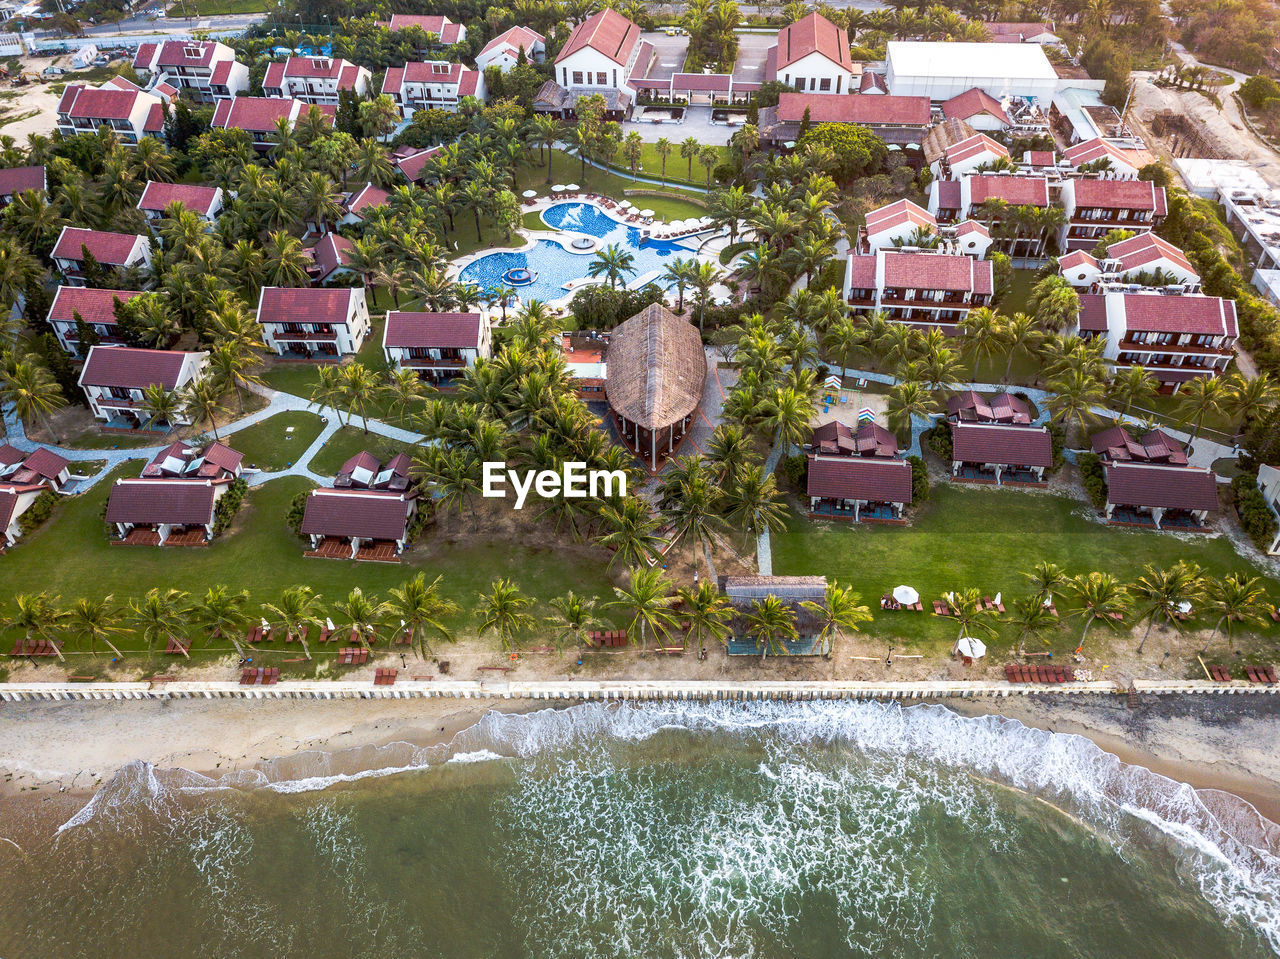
[1000,312,1041,384]
[1023,561,1068,604]
[0,355,67,441]
[354,137,395,187]
[1047,367,1105,434]
[388,573,460,661]
[1226,371,1280,433]
[1176,376,1227,450]
[587,243,636,290]
[958,306,1004,379]
[333,586,393,652]
[261,230,312,287]
[206,340,263,412]
[608,566,677,655]
[296,171,344,234]
[597,495,665,570]
[1066,572,1130,654]
[885,379,937,444]
[661,461,725,580]
[1130,561,1204,654]
[680,136,700,180]
[261,585,326,661]
[706,423,758,489]
[476,578,535,653]
[139,383,182,431]
[801,581,872,657]
[128,587,189,660]
[944,587,998,646]
[662,257,697,313]
[546,591,605,655]
[678,580,733,659]
[67,595,126,660]
[1201,573,1271,652]
[340,363,381,432]
[725,465,788,541]
[5,592,67,662]
[1006,595,1058,657]
[308,364,347,426]
[761,386,811,463]
[741,594,799,661]
[1108,365,1158,425]
[188,584,253,660]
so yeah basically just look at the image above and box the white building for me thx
[1255,465,1280,554]
[766,13,856,95]
[885,41,1059,103]
[554,8,645,104]
[132,39,247,102]
[263,56,371,105]
[51,227,153,286]
[56,82,164,145]
[861,199,992,258]
[1063,137,1140,178]
[383,61,485,116]
[476,26,545,73]
[1058,233,1200,291]
[46,286,141,353]
[256,287,370,359]
[383,311,491,384]
[136,181,223,224]
[78,346,209,428]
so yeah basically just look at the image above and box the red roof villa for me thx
[51,227,153,286]
[104,439,244,545]
[1060,177,1167,251]
[132,40,248,102]
[0,165,46,205]
[47,286,142,354]
[843,249,993,330]
[1104,462,1219,531]
[806,420,899,457]
[256,287,371,360]
[142,439,244,480]
[384,14,467,46]
[56,82,164,145]
[946,390,1033,425]
[383,311,492,383]
[136,181,224,223]
[951,422,1052,485]
[301,452,419,561]
[477,26,546,72]
[0,444,72,493]
[78,345,209,430]
[212,96,330,149]
[383,61,486,117]
[263,56,371,105]
[0,477,48,549]
[308,233,356,284]
[806,453,913,522]
[1090,425,1187,466]
[758,91,930,151]
[765,13,855,93]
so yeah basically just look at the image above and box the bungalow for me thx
[383,61,485,117]
[384,14,467,49]
[211,96,329,150]
[392,144,444,184]
[1063,137,1140,178]
[0,444,72,492]
[941,88,1011,132]
[300,452,418,561]
[0,482,47,549]
[308,233,357,284]
[1059,178,1167,251]
[861,198,992,256]
[758,91,931,154]
[256,287,370,360]
[946,390,1033,424]
[543,9,646,118]
[78,345,209,429]
[766,13,856,95]
[1058,233,1199,291]
[132,40,247,102]
[933,132,1009,179]
[47,286,141,354]
[51,227,152,286]
[951,422,1052,485]
[476,26,546,73]
[933,173,1051,225]
[1089,425,1187,467]
[1104,462,1219,530]
[805,420,898,457]
[844,248,994,330]
[1075,291,1236,391]
[263,56,371,105]
[143,439,244,479]
[56,82,164,145]
[723,575,832,657]
[806,454,912,522]
[383,310,491,383]
[104,477,230,545]
[0,165,45,205]
[136,181,223,224]
[336,182,390,227]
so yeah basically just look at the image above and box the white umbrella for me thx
[619,200,633,209]
[566,183,580,191]
[638,209,654,217]
[522,189,537,198]
[994,591,1002,607]
[1177,600,1193,615]
[325,617,335,631]
[955,636,987,659]
[892,585,919,606]
[669,219,685,229]
[551,184,566,192]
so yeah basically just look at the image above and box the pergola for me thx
[632,73,760,104]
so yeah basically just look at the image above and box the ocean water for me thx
[2,701,1279,959]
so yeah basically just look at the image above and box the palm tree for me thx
[725,465,788,542]
[742,594,798,661]
[885,379,937,444]
[587,243,636,290]
[354,138,393,187]
[1001,312,1041,384]
[140,383,182,431]
[1007,595,1058,657]
[1130,561,1204,654]
[188,584,253,660]
[958,307,1003,380]
[761,386,811,463]
[67,595,125,660]
[340,363,381,432]
[546,591,604,655]
[389,573,460,660]
[1201,573,1270,652]
[309,364,347,426]
[597,495,665,570]
[661,257,697,313]
[476,578,535,653]
[1176,376,1227,450]
[1047,367,1105,435]
[262,585,326,661]
[532,114,561,183]
[1066,572,1130,654]
[680,136,700,181]
[944,588,998,647]
[697,144,719,191]
[678,580,733,659]
[1226,371,1280,433]
[654,137,673,186]
[261,230,312,287]
[333,586,392,652]
[129,587,189,660]
[5,592,67,662]
[662,462,724,580]
[1023,561,1068,604]
[0,355,66,441]
[801,581,872,658]
[1108,365,1158,425]
[608,566,677,655]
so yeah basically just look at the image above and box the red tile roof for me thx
[211,96,301,133]
[342,183,390,218]
[1118,293,1237,337]
[776,92,929,126]
[210,59,235,85]
[0,487,40,531]
[865,198,935,235]
[20,446,70,480]
[936,179,962,210]
[137,181,220,216]
[947,390,1031,424]
[1077,293,1108,332]
[310,233,354,280]
[49,287,140,325]
[271,56,364,83]
[150,39,219,68]
[202,441,244,475]
[942,87,1011,126]
[806,455,913,503]
[384,311,482,349]
[846,254,876,288]
[0,165,45,197]
[394,145,443,182]
[968,175,1050,206]
[57,84,140,121]
[387,14,464,43]
[775,13,851,71]
[1064,137,1133,169]
[479,25,544,59]
[558,9,641,66]
[1072,178,1166,213]
[1105,232,1195,277]
[0,444,24,468]
[80,346,199,391]
[300,488,413,540]
[52,227,146,265]
[1058,250,1098,271]
[1105,463,1219,511]
[952,423,1052,468]
[945,133,1010,165]
[882,251,980,292]
[105,478,221,526]
[258,287,356,326]
[859,71,888,93]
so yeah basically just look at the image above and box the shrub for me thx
[212,478,248,536]
[777,453,807,490]
[1078,452,1108,510]
[1232,472,1279,550]
[17,491,56,534]
[907,455,929,503]
[1047,422,1066,471]
[287,489,309,535]
[926,422,952,462]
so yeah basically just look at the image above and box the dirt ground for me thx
[1,55,77,143]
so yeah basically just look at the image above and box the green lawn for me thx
[168,0,269,14]
[519,150,710,212]
[226,411,326,472]
[995,268,1037,315]
[309,426,419,477]
[771,485,1277,656]
[0,466,618,663]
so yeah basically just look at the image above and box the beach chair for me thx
[1208,665,1232,682]
[374,668,397,686]
[164,637,190,655]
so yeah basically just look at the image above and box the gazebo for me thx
[605,303,706,468]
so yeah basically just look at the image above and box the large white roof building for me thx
[885,41,1059,103]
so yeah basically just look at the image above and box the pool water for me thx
[459,203,704,305]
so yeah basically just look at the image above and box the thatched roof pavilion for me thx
[605,304,706,468]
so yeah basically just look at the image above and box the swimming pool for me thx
[458,203,705,305]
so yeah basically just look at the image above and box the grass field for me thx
[167,0,269,15]
[771,484,1277,656]
[309,426,419,476]
[227,411,326,472]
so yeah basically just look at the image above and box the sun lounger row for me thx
[8,639,61,657]
[336,646,369,666]
[374,668,397,686]
[881,595,924,611]
[587,630,628,647]
[1246,665,1277,684]
[240,667,279,685]
[982,597,1005,613]
[1005,664,1075,684]
[165,638,190,655]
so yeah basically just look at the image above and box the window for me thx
[596,72,607,85]
[819,78,831,91]
[572,71,583,84]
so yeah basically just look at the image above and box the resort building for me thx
[136,181,223,224]
[308,233,357,284]
[78,345,209,429]
[884,41,1059,103]
[605,304,706,469]
[1063,137,1140,178]
[1090,425,1187,467]
[383,14,467,49]
[561,332,608,400]
[951,422,1052,485]
[1058,178,1167,251]
[47,286,141,354]
[0,165,45,205]
[843,249,994,330]
[933,133,1010,178]
[946,390,1033,425]
[335,182,389,227]
[51,227,152,286]
[56,82,164,145]
[300,452,418,561]
[256,287,371,360]
[476,26,546,73]
[805,420,899,457]
[1254,465,1280,553]
[806,454,913,522]
[131,40,247,102]
[1075,291,1237,391]
[983,22,1061,44]
[723,576,832,657]
[0,479,48,549]
[391,144,444,184]
[1103,462,1219,530]
[1058,233,1200,291]
[757,92,931,153]
[547,9,646,116]
[383,311,491,384]
[263,56,371,105]
[941,88,1012,132]
[0,444,72,493]
[104,477,230,546]
[141,439,244,481]
[766,13,856,94]
[383,61,485,117]
[859,199,992,257]
[211,97,329,150]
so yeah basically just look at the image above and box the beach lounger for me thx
[164,637,190,655]
[1208,665,1232,681]
[285,626,306,645]
[374,668,397,686]
[393,630,412,646]
[1246,665,1277,684]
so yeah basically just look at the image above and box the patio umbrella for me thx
[892,585,919,606]
[551,184,566,192]
[325,617,335,631]
[566,183,580,191]
[824,374,842,390]
[619,200,634,209]
[521,189,537,198]
[955,636,987,660]
[1177,600,1193,615]
[993,591,1002,607]
[638,209,654,217]
[669,219,685,229]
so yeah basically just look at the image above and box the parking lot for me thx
[732,31,774,85]
[639,30,690,81]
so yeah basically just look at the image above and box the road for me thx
[30,8,265,41]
